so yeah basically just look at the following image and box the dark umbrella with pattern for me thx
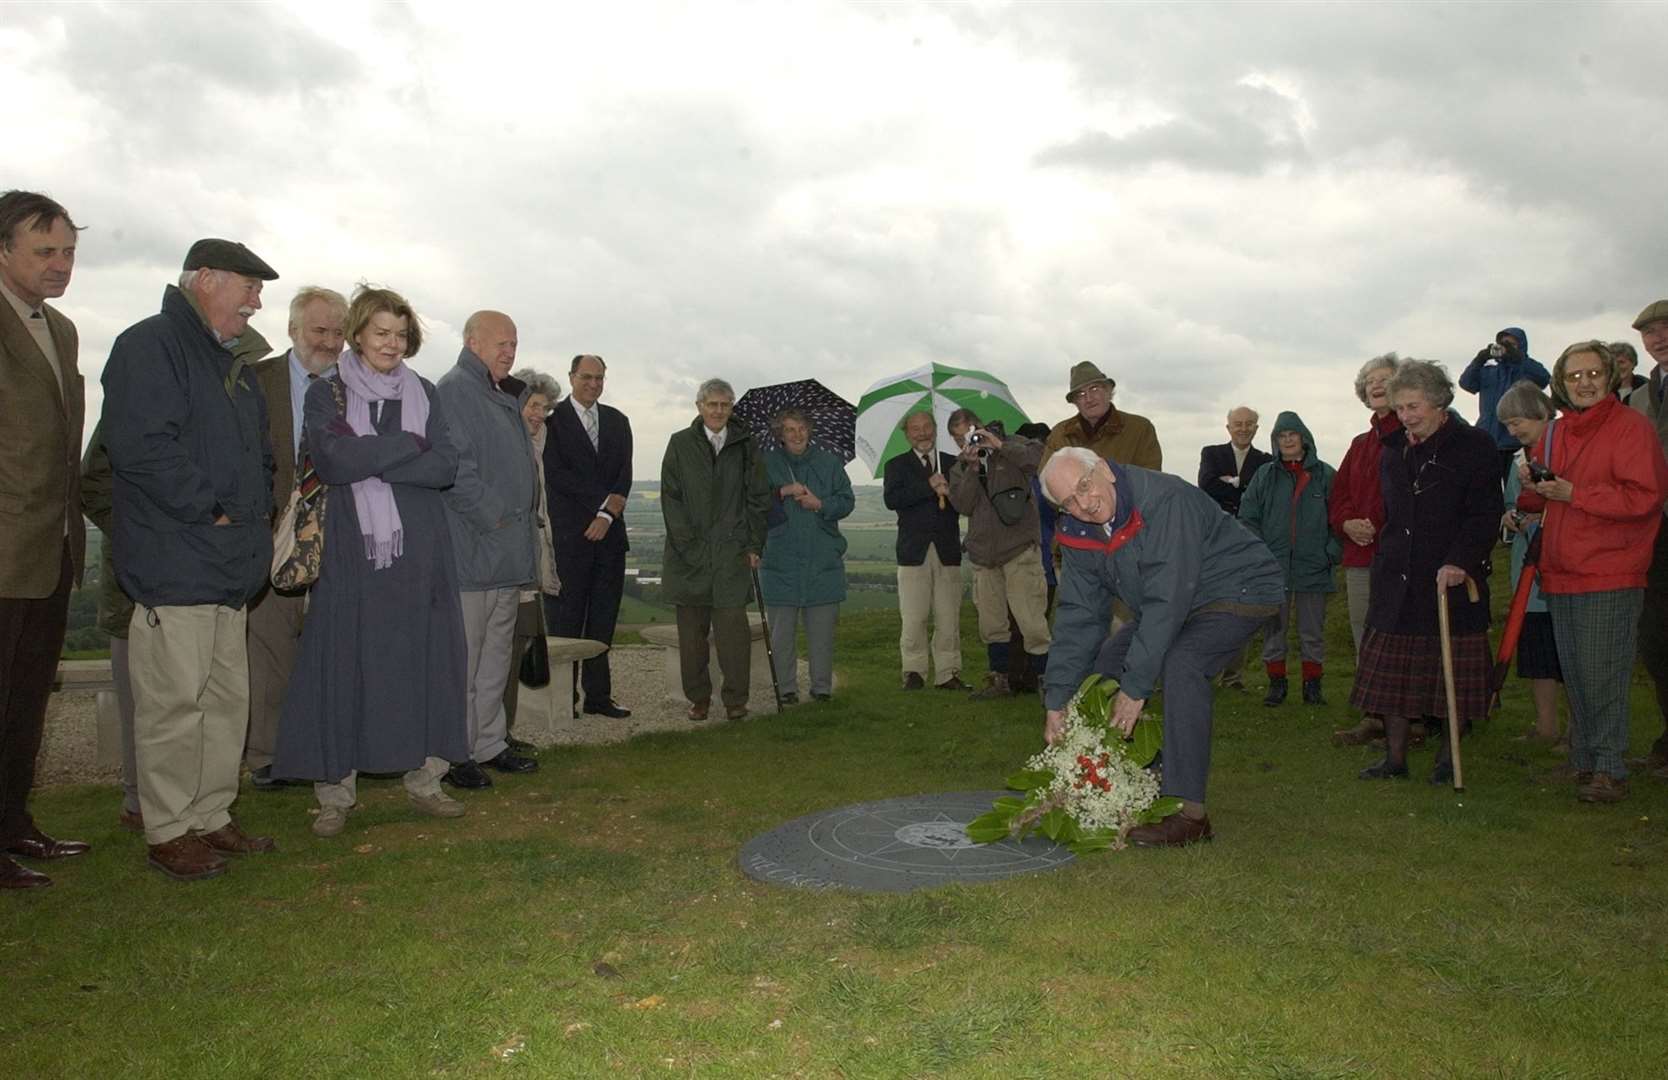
[733,379,857,463]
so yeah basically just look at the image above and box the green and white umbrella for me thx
[853,362,1032,475]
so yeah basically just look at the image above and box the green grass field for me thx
[10,564,1668,1078]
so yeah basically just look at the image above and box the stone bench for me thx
[639,615,773,704]
[508,637,609,748]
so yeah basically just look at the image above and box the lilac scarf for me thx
[335,349,431,569]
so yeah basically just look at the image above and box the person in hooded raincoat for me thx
[1239,412,1339,707]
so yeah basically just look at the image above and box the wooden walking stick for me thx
[1436,575,1479,793]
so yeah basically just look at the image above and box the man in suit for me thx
[0,190,90,890]
[882,410,967,691]
[1198,406,1270,516]
[1196,406,1270,689]
[244,286,345,788]
[543,354,633,718]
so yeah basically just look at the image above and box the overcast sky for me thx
[7,0,1663,480]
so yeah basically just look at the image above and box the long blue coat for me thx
[760,444,854,608]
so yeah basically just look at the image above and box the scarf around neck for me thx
[335,349,431,568]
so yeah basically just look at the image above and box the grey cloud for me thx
[1037,81,1310,174]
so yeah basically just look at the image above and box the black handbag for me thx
[519,623,551,688]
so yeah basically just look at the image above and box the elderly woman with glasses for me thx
[500,368,563,743]
[1515,342,1668,803]
[1349,359,1502,784]
[1496,380,1566,746]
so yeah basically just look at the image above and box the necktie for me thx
[584,407,599,449]
[920,453,931,471]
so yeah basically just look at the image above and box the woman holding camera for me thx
[1496,380,1565,745]
[1349,360,1501,783]
[1515,342,1668,803]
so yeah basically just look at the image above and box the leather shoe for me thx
[0,854,51,889]
[778,692,800,706]
[1127,812,1213,848]
[935,675,971,691]
[196,821,277,855]
[1359,758,1409,780]
[118,809,145,833]
[147,835,227,881]
[6,826,90,861]
[484,749,539,774]
[250,765,293,790]
[583,700,632,719]
[688,701,710,722]
[505,735,536,755]
[903,672,926,691]
[726,706,750,721]
[444,760,493,789]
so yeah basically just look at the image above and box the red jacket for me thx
[1328,410,1402,568]
[1516,395,1668,594]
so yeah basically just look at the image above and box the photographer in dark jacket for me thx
[102,239,279,881]
[1458,326,1550,483]
[947,408,1050,699]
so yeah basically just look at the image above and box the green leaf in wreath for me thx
[1134,796,1183,824]
[1004,769,1055,792]
[965,809,1016,844]
[992,796,1027,812]
[1039,807,1071,841]
[1068,829,1117,855]
[1127,715,1164,766]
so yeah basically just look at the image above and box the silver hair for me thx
[513,367,562,405]
[1387,358,1454,410]
[1226,405,1259,424]
[1494,379,1554,424]
[177,269,205,290]
[696,377,735,404]
[287,286,348,330]
[1353,352,1401,406]
[1038,446,1103,506]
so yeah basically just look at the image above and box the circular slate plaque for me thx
[738,790,1075,894]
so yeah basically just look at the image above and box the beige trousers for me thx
[128,604,249,845]
[972,544,1052,652]
[896,545,963,681]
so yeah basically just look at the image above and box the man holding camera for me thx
[1459,327,1549,484]
[947,408,1050,699]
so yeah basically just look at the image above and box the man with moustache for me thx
[882,410,967,690]
[437,310,540,786]
[0,190,90,890]
[103,239,281,880]
[244,286,347,789]
[543,354,633,719]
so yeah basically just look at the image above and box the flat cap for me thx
[182,238,278,281]
[1632,299,1668,330]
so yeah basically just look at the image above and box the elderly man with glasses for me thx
[1039,448,1283,847]
[1040,361,1163,471]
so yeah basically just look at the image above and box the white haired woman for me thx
[501,368,563,744]
[1496,380,1566,746]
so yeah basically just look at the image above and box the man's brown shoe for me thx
[688,701,710,722]
[147,835,227,881]
[118,810,144,833]
[903,672,926,691]
[196,821,277,855]
[1126,812,1213,848]
[5,827,90,861]
[0,854,52,889]
[725,706,749,721]
[935,675,971,691]
[1577,773,1629,804]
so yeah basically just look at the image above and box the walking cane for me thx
[752,566,784,714]
[1436,575,1479,793]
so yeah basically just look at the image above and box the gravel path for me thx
[37,644,805,789]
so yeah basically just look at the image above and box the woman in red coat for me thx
[1327,353,1403,745]
[1517,341,1668,804]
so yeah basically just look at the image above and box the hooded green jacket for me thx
[1239,411,1340,594]
[660,417,772,607]
[760,444,853,608]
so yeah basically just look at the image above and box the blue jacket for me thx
[1044,461,1284,709]
[436,350,539,591]
[102,286,274,609]
[1458,327,1549,448]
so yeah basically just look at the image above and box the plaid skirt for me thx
[1349,627,1491,721]
[1515,611,1563,682]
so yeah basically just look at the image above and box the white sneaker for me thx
[408,791,466,819]
[312,805,352,837]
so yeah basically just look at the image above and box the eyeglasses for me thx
[1059,473,1098,517]
[1071,383,1111,401]
[1562,368,1607,383]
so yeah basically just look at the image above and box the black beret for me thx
[182,238,278,281]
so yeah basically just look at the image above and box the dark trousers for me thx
[546,543,625,708]
[675,604,752,710]
[1092,610,1264,803]
[1640,524,1668,758]
[0,545,72,846]
[1006,584,1057,690]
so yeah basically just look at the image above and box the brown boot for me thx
[1331,716,1385,747]
[147,835,228,881]
[196,821,277,855]
[970,673,1012,701]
